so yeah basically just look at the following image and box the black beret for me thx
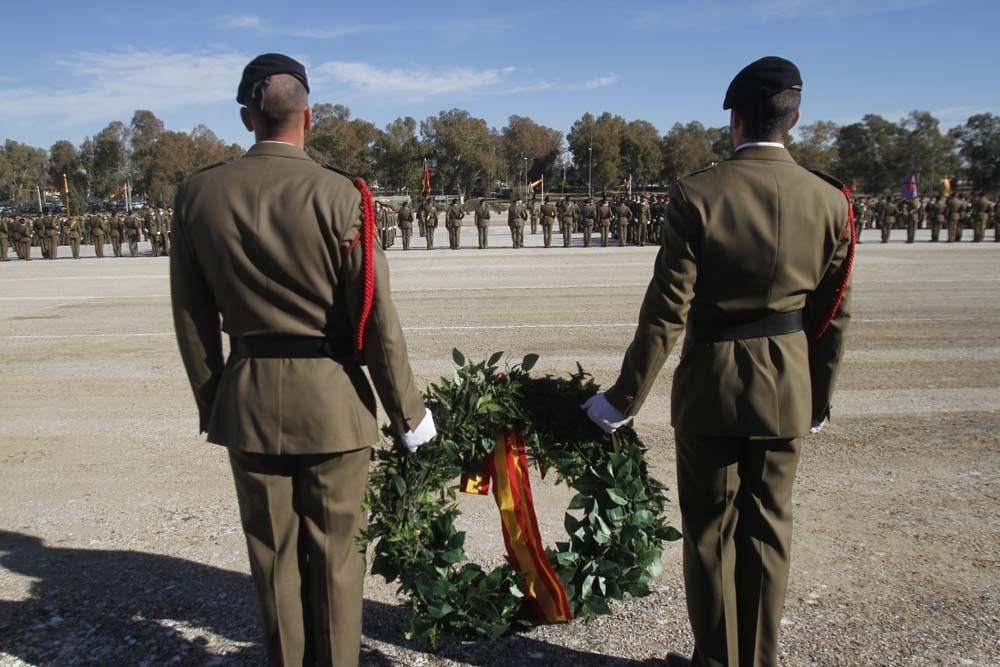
[723,56,802,111]
[237,53,309,106]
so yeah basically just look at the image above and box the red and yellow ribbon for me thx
[461,430,572,623]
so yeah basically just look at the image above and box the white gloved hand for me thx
[809,419,826,435]
[402,409,437,453]
[582,392,631,434]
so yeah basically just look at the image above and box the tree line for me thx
[2,105,999,210]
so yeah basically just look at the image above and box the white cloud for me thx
[221,15,262,29]
[0,50,248,127]
[580,75,619,90]
[313,61,518,99]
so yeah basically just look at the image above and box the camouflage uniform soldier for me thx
[580,198,597,247]
[397,201,414,251]
[508,198,528,248]
[474,198,491,249]
[539,197,557,248]
[67,216,82,259]
[559,196,576,247]
[972,193,991,242]
[614,199,632,247]
[422,199,439,250]
[445,199,464,250]
[597,197,614,247]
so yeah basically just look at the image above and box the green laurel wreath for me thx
[361,351,681,648]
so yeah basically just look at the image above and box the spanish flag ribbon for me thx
[459,429,572,623]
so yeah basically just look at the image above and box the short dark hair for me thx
[248,73,308,132]
[736,89,801,142]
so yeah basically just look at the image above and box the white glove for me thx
[582,393,631,434]
[809,419,826,435]
[401,409,437,453]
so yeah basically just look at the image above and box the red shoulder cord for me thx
[347,178,376,359]
[811,187,857,341]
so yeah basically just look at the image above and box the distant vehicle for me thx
[131,201,148,210]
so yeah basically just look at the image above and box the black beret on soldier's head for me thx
[723,56,802,110]
[237,53,310,105]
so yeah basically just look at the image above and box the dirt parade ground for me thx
[1,226,998,666]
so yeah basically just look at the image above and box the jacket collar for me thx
[729,145,795,163]
[244,141,312,161]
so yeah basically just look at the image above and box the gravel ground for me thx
[1,227,998,666]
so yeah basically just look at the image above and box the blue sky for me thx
[1,0,997,149]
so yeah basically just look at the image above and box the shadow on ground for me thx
[0,530,663,666]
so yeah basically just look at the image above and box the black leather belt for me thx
[229,335,351,359]
[688,310,804,343]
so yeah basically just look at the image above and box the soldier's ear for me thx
[787,110,800,133]
[303,106,312,133]
[240,107,254,133]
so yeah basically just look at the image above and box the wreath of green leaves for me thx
[361,351,681,648]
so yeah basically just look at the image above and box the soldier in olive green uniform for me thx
[559,196,575,247]
[529,197,540,235]
[586,58,852,667]
[47,217,61,259]
[421,199,438,250]
[397,201,414,250]
[445,199,464,250]
[474,197,491,249]
[903,197,918,244]
[993,200,1000,242]
[66,216,82,258]
[172,56,434,667]
[930,195,946,242]
[539,197,557,248]
[0,218,9,261]
[507,197,528,248]
[91,215,106,257]
[945,194,962,242]
[108,214,124,257]
[614,199,632,247]
[143,210,160,256]
[579,198,597,247]
[880,197,896,243]
[972,193,991,242]
[596,197,614,247]
[124,212,141,256]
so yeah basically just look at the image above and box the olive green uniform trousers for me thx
[229,446,371,667]
[676,434,801,667]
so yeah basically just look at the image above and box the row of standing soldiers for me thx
[0,209,174,261]
[855,193,998,244]
[378,194,673,251]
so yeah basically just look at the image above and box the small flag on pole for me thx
[942,177,953,196]
[902,174,918,200]
[421,160,432,197]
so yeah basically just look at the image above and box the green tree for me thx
[420,109,497,197]
[146,131,194,207]
[48,140,82,195]
[951,113,1000,190]
[373,116,424,193]
[0,140,48,206]
[567,112,626,192]
[660,121,715,183]
[897,111,958,196]
[91,121,128,199]
[129,110,165,192]
[498,115,563,189]
[788,121,839,172]
[306,103,380,177]
[621,120,662,189]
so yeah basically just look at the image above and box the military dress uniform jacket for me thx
[605,146,852,438]
[170,142,425,455]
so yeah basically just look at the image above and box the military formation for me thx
[855,193,999,244]
[370,192,675,251]
[0,208,173,261]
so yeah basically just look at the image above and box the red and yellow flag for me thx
[471,430,573,623]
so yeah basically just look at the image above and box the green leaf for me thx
[391,475,407,497]
[664,526,683,541]
[521,353,539,372]
[488,351,504,366]
[567,493,588,510]
[606,489,628,506]
[452,348,466,367]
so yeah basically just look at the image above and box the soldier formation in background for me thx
[2,193,998,262]
[0,208,173,260]
[857,192,997,244]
